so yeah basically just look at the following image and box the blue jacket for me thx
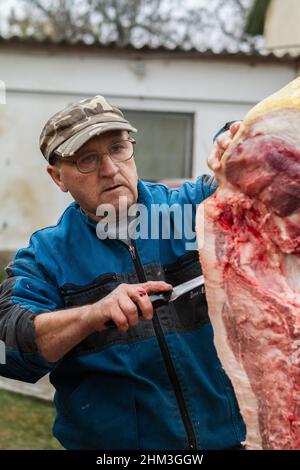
[0,177,245,450]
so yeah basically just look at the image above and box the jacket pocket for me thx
[163,251,202,286]
[54,374,139,449]
[60,273,119,307]
[163,252,209,331]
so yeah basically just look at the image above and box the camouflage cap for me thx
[39,95,137,162]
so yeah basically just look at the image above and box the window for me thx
[124,110,193,181]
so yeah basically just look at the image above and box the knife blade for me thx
[104,274,205,329]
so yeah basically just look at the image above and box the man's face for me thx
[48,130,138,220]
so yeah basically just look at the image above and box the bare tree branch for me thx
[3,0,256,49]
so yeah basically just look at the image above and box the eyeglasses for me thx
[53,138,136,174]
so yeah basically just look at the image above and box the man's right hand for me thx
[35,280,172,362]
[88,281,173,332]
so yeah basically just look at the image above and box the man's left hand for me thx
[208,121,241,171]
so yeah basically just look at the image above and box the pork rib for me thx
[196,78,300,450]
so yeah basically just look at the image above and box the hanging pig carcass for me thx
[196,78,300,450]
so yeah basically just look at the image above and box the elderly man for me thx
[0,96,245,450]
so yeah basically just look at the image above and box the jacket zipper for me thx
[128,239,197,450]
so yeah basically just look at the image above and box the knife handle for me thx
[149,290,172,309]
[104,291,172,330]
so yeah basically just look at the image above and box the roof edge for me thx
[0,35,298,63]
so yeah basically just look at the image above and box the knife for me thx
[104,274,205,329]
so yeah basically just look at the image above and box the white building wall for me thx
[0,47,296,250]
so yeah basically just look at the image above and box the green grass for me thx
[0,268,5,283]
[0,389,63,449]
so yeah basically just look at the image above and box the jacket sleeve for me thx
[143,174,216,255]
[167,174,217,207]
[0,235,64,383]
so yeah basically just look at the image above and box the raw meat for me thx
[196,78,300,450]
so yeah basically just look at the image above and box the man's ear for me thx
[47,165,68,193]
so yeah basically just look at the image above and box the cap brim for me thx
[54,121,137,157]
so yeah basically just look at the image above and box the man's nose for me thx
[99,154,118,177]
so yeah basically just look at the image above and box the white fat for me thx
[249,108,300,149]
